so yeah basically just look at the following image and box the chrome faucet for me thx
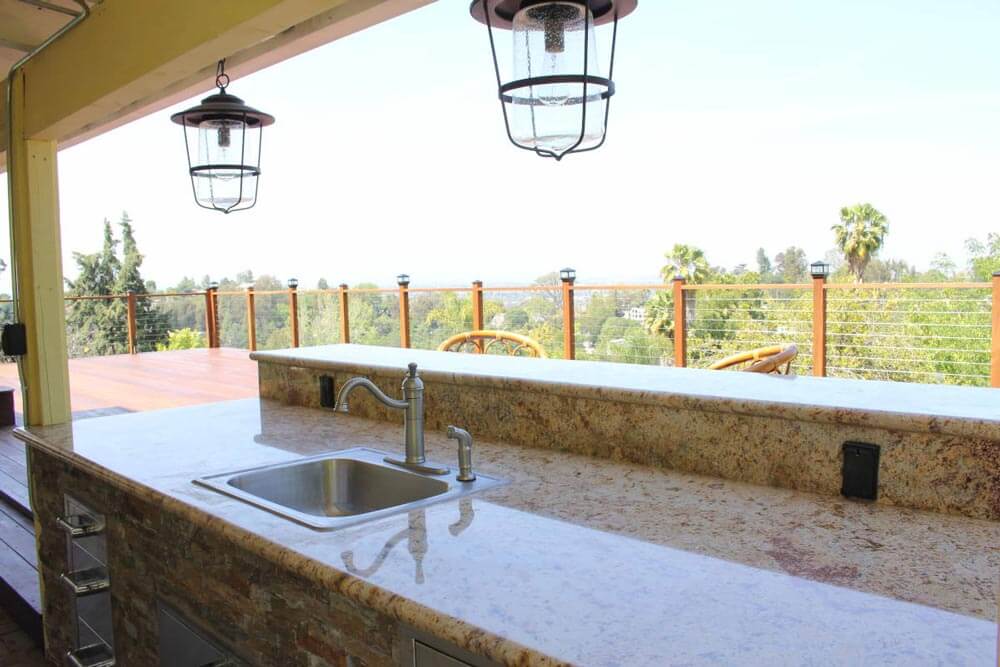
[335,363,447,475]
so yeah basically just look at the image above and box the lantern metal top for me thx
[560,268,576,282]
[810,261,831,279]
[470,0,637,28]
[170,91,275,128]
[287,278,299,289]
[397,274,411,286]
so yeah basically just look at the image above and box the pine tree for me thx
[116,212,169,351]
[65,213,167,356]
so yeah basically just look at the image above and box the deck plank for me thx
[0,508,36,569]
[0,347,258,416]
[0,539,41,646]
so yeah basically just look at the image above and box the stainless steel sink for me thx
[194,447,503,530]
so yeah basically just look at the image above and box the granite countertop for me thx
[17,400,1000,666]
[252,345,1000,441]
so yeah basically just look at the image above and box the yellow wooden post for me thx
[672,277,687,368]
[560,269,576,360]
[245,286,257,352]
[204,286,219,348]
[471,281,484,353]
[288,280,300,348]
[8,126,71,424]
[397,275,411,349]
[338,284,351,344]
[812,274,828,377]
[126,292,138,354]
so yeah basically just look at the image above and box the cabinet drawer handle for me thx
[56,513,105,538]
[60,566,110,597]
[66,641,115,667]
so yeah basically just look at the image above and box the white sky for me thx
[2,0,999,291]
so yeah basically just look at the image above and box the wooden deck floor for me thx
[0,347,259,419]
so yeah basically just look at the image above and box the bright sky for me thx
[2,0,999,291]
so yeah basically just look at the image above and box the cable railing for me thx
[824,285,992,386]
[685,285,815,375]
[4,272,998,388]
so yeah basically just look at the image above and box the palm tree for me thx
[644,291,674,338]
[660,244,710,284]
[832,204,889,282]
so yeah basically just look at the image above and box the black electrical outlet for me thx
[319,375,335,408]
[841,441,880,500]
[1,323,27,357]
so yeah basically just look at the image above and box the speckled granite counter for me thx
[253,345,1000,520]
[17,400,999,666]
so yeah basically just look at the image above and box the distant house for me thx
[624,306,646,322]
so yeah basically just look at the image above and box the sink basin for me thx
[194,447,503,530]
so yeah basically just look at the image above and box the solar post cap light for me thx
[470,0,637,160]
[810,261,831,279]
[171,60,275,214]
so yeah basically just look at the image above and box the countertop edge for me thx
[251,351,1000,441]
[14,427,564,667]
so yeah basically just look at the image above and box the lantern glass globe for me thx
[510,2,607,158]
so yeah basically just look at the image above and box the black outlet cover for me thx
[319,375,335,408]
[1,323,27,357]
[841,441,880,500]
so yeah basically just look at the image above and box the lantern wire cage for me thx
[477,0,628,161]
[171,60,275,214]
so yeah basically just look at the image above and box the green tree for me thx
[755,248,774,281]
[660,244,710,284]
[966,233,1000,281]
[643,291,674,338]
[156,328,206,351]
[832,203,889,282]
[65,214,167,356]
[116,212,169,351]
[773,246,808,283]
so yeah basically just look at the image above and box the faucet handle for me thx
[407,362,418,377]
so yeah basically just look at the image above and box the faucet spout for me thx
[335,377,407,413]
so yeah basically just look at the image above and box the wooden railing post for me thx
[560,269,576,360]
[126,291,137,354]
[672,277,687,367]
[338,283,351,344]
[245,286,257,352]
[992,270,1000,388]
[471,281,485,330]
[812,269,828,377]
[471,281,484,353]
[288,279,300,348]
[397,274,411,348]
[204,286,219,348]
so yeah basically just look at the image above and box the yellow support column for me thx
[9,76,72,425]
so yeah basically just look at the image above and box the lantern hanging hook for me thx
[215,59,230,92]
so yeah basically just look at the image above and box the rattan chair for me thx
[708,344,798,375]
[437,330,547,358]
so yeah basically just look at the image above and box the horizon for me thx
[1,0,998,292]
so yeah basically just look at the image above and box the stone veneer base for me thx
[258,360,1000,521]
[29,446,404,667]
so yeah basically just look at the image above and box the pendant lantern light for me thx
[470,0,637,160]
[170,60,275,213]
